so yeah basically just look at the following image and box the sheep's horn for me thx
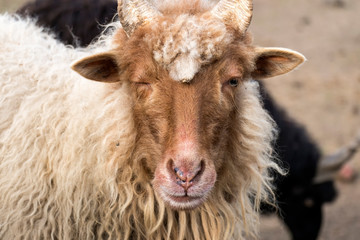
[314,132,360,183]
[211,0,253,34]
[117,0,161,36]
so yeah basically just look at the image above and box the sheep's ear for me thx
[71,52,120,83]
[251,47,306,79]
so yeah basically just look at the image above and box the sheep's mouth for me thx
[161,191,207,210]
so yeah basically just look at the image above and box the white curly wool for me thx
[151,14,232,82]
[0,15,136,238]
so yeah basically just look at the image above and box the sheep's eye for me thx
[132,81,152,97]
[133,82,152,89]
[135,82,151,86]
[228,78,239,87]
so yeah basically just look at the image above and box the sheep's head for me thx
[72,0,305,210]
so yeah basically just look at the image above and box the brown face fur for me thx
[112,25,255,209]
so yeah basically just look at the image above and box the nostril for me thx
[197,160,205,177]
[191,160,204,181]
[167,159,175,175]
[191,160,205,183]
[167,160,184,179]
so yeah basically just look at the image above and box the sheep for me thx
[0,0,307,239]
[17,1,360,239]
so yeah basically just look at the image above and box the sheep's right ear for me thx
[71,52,120,83]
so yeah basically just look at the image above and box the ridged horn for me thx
[211,0,253,34]
[118,0,161,36]
[314,132,360,183]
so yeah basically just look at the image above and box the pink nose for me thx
[168,160,204,191]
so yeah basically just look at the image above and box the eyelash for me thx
[132,81,152,97]
[135,82,150,86]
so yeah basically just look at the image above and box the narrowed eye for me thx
[132,81,152,97]
[133,82,152,89]
[228,78,239,87]
[135,82,151,86]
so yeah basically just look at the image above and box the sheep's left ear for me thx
[251,47,306,79]
[71,52,120,83]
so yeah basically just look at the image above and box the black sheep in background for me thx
[260,86,337,240]
[17,1,360,239]
[18,0,118,47]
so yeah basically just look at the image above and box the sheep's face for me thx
[105,20,251,210]
[72,2,305,210]
[123,35,254,210]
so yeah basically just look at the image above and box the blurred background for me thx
[0,0,359,239]
[250,1,360,239]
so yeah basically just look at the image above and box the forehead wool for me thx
[145,14,233,82]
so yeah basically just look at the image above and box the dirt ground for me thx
[1,0,359,239]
